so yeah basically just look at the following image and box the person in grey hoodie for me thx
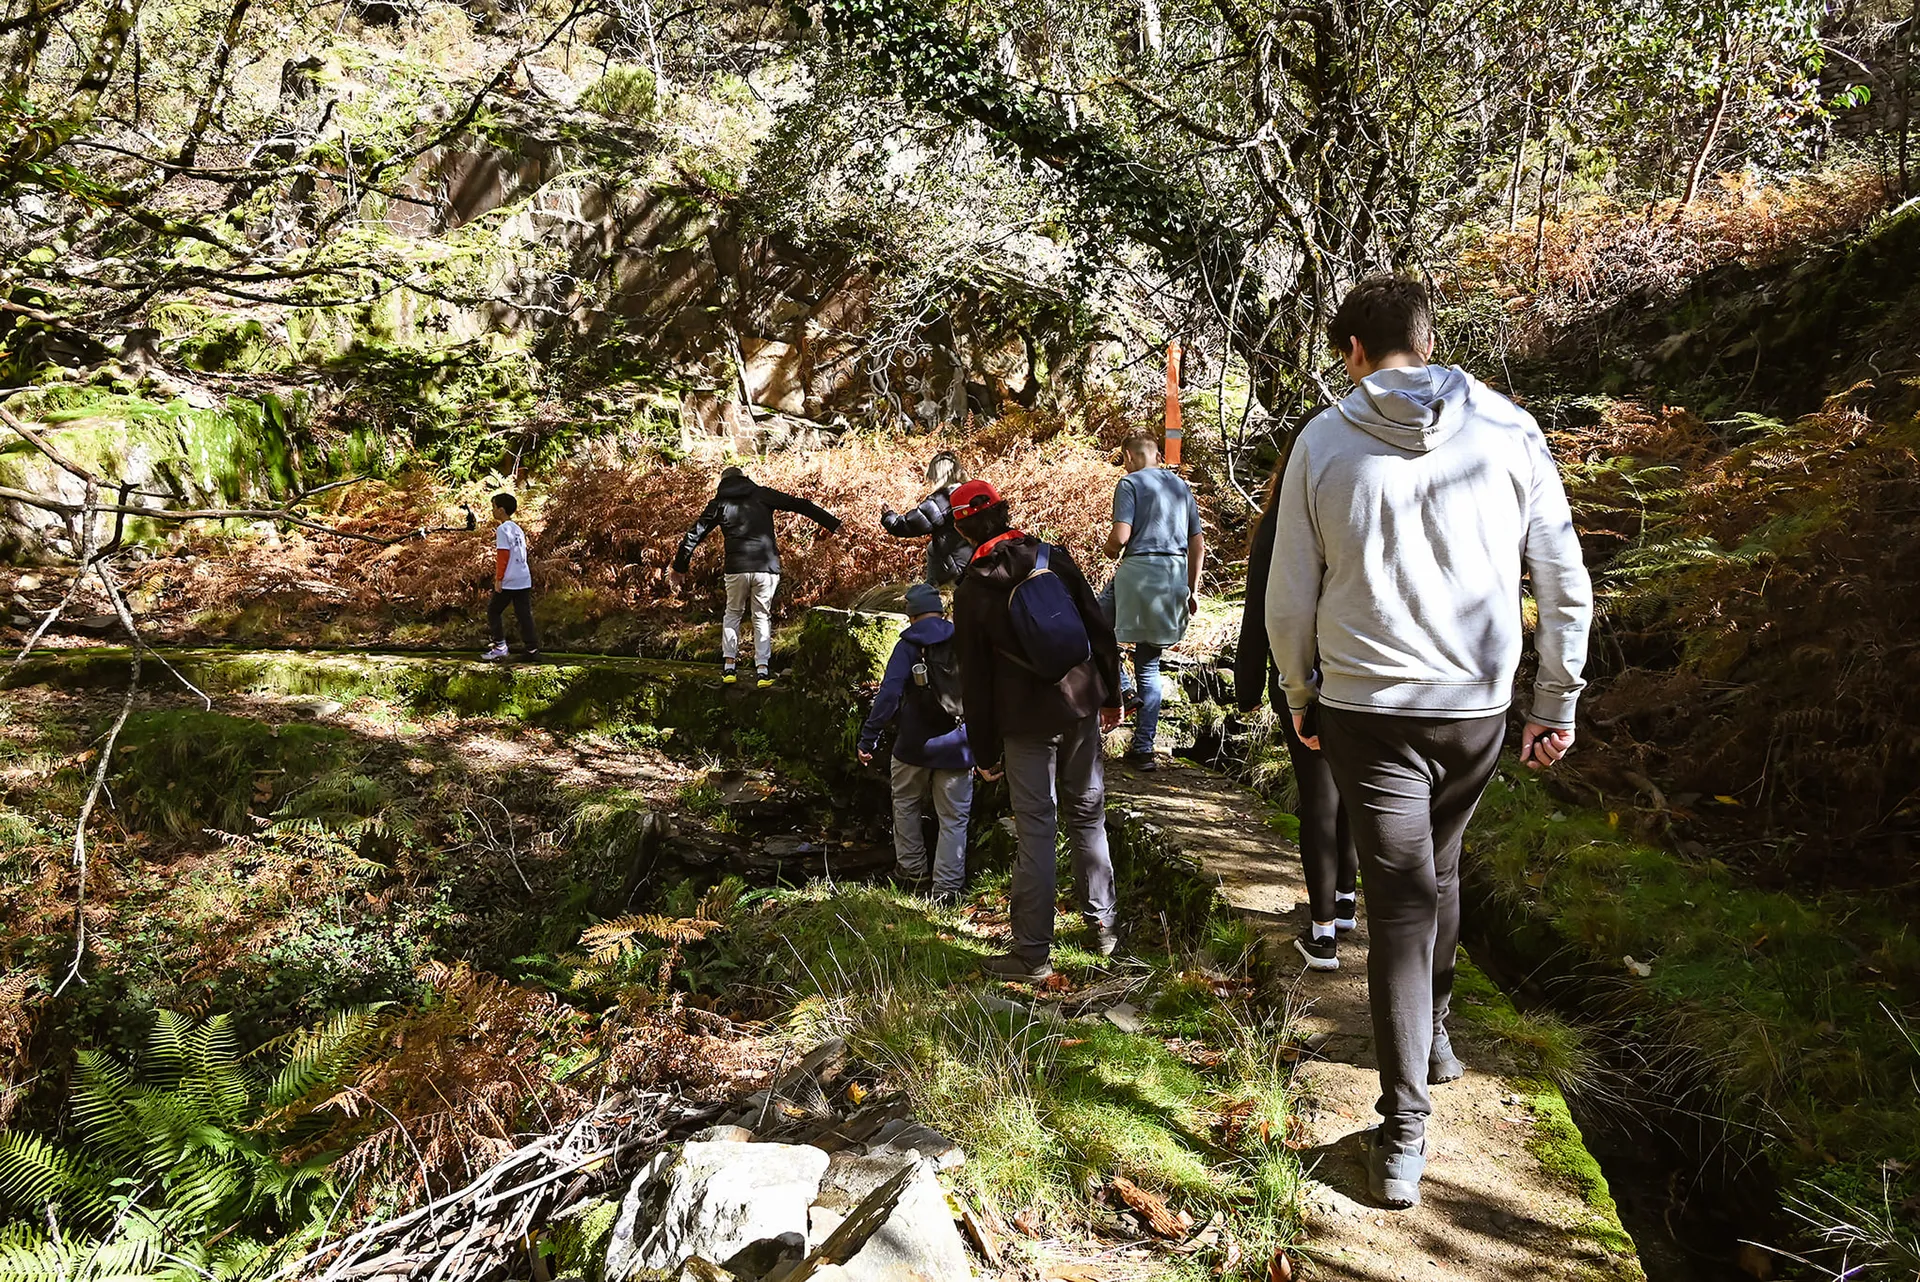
[1264,276,1591,1211]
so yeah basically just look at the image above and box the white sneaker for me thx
[482,642,509,661]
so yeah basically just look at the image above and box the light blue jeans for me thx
[1129,644,1165,756]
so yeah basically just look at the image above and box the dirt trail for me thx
[1108,761,1644,1282]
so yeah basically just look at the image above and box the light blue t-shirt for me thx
[1113,468,1200,557]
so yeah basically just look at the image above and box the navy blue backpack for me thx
[1003,545,1093,683]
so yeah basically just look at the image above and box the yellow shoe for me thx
[756,670,775,688]
[722,667,738,685]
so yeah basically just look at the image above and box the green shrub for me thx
[580,64,657,122]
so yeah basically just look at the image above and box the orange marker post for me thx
[1164,340,1183,466]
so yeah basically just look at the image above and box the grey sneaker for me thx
[982,953,1052,983]
[1430,1029,1465,1085]
[1089,922,1120,957]
[1367,1130,1427,1209]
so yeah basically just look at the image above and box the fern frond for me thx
[0,1131,111,1229]
[161,1159,244,1225]
[145,1012,197,1085]
[697,876,746,923]
[0,1221,75,1282]
[71,1051,141,1160]
[580,914,723,965]
[262,1007,386,1116]
[185,1016,253,1131]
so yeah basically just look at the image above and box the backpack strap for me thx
[1034,544,1051,572]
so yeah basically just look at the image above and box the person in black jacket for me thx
[880,451,974,585]
[672,467,841,686]
[950,479,1123,981]
[1237,455,1360,972]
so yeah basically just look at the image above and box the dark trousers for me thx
[1002,713,1117,961]
[488,588,539,650]
[1282,706,1358,922]
[1318,704,1504,1149]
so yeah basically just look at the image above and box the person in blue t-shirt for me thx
[857,583,974,903]
[1103,433,1204,768]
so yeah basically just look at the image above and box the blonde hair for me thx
[925,451,967,491]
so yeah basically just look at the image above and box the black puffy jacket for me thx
[673,475,840,575]
[880,488,974,585]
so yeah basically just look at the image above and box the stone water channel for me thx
[6,611,1780,1280]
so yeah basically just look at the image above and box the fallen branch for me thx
[274,1089,721,1282]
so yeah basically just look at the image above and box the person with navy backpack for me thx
[949,479,1123,981]
[857,583,974,905]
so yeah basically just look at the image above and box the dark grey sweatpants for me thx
[1318,704,1505,1150]
[1002,713,1117,962]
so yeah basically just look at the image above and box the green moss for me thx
[1469,768,1920,1187]
[112,710,353,838]
[5,618,894,787]
[546,1195,621,1282]
[1518,1075,1642,1269]
[0,386,339,511]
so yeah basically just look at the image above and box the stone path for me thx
[1107,759,1645,1282]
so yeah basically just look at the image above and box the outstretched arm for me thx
[882,496,941,537]
[762,487,842,534]
[672,500,723,575]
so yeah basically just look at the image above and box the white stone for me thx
[837,1161,973,1282]
[867,1122,965,1171]
[605,1141,831,1279]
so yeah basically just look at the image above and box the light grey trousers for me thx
[722,572,778,668]
[889,758,973,894]
[1002,713,1117,961]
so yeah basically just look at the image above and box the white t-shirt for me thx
[496,520,532,590]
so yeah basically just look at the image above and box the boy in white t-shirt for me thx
[483,492,540,661]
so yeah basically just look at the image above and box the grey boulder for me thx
[605,1140,831,1279]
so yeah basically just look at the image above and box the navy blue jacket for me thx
[858,617,973,771]
[880,489,973,585]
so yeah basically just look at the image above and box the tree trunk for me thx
[176,0,252,168]
[1531,125,1559,285]
[1506,97,1534,230]
[1140,0,1162,55]
[1681,73,1732,207]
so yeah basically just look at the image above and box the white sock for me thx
[1312,921,1335,941]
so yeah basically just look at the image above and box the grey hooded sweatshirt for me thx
[1264,364,1592,730]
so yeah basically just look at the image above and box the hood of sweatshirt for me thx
[967,533,1038,588]
[901,616,955,646]
[716,474,760,501]
[1338,364,1475,453]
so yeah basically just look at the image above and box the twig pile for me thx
[286,1088,719,1282]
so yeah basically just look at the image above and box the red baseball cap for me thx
[949,479,1003,514]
